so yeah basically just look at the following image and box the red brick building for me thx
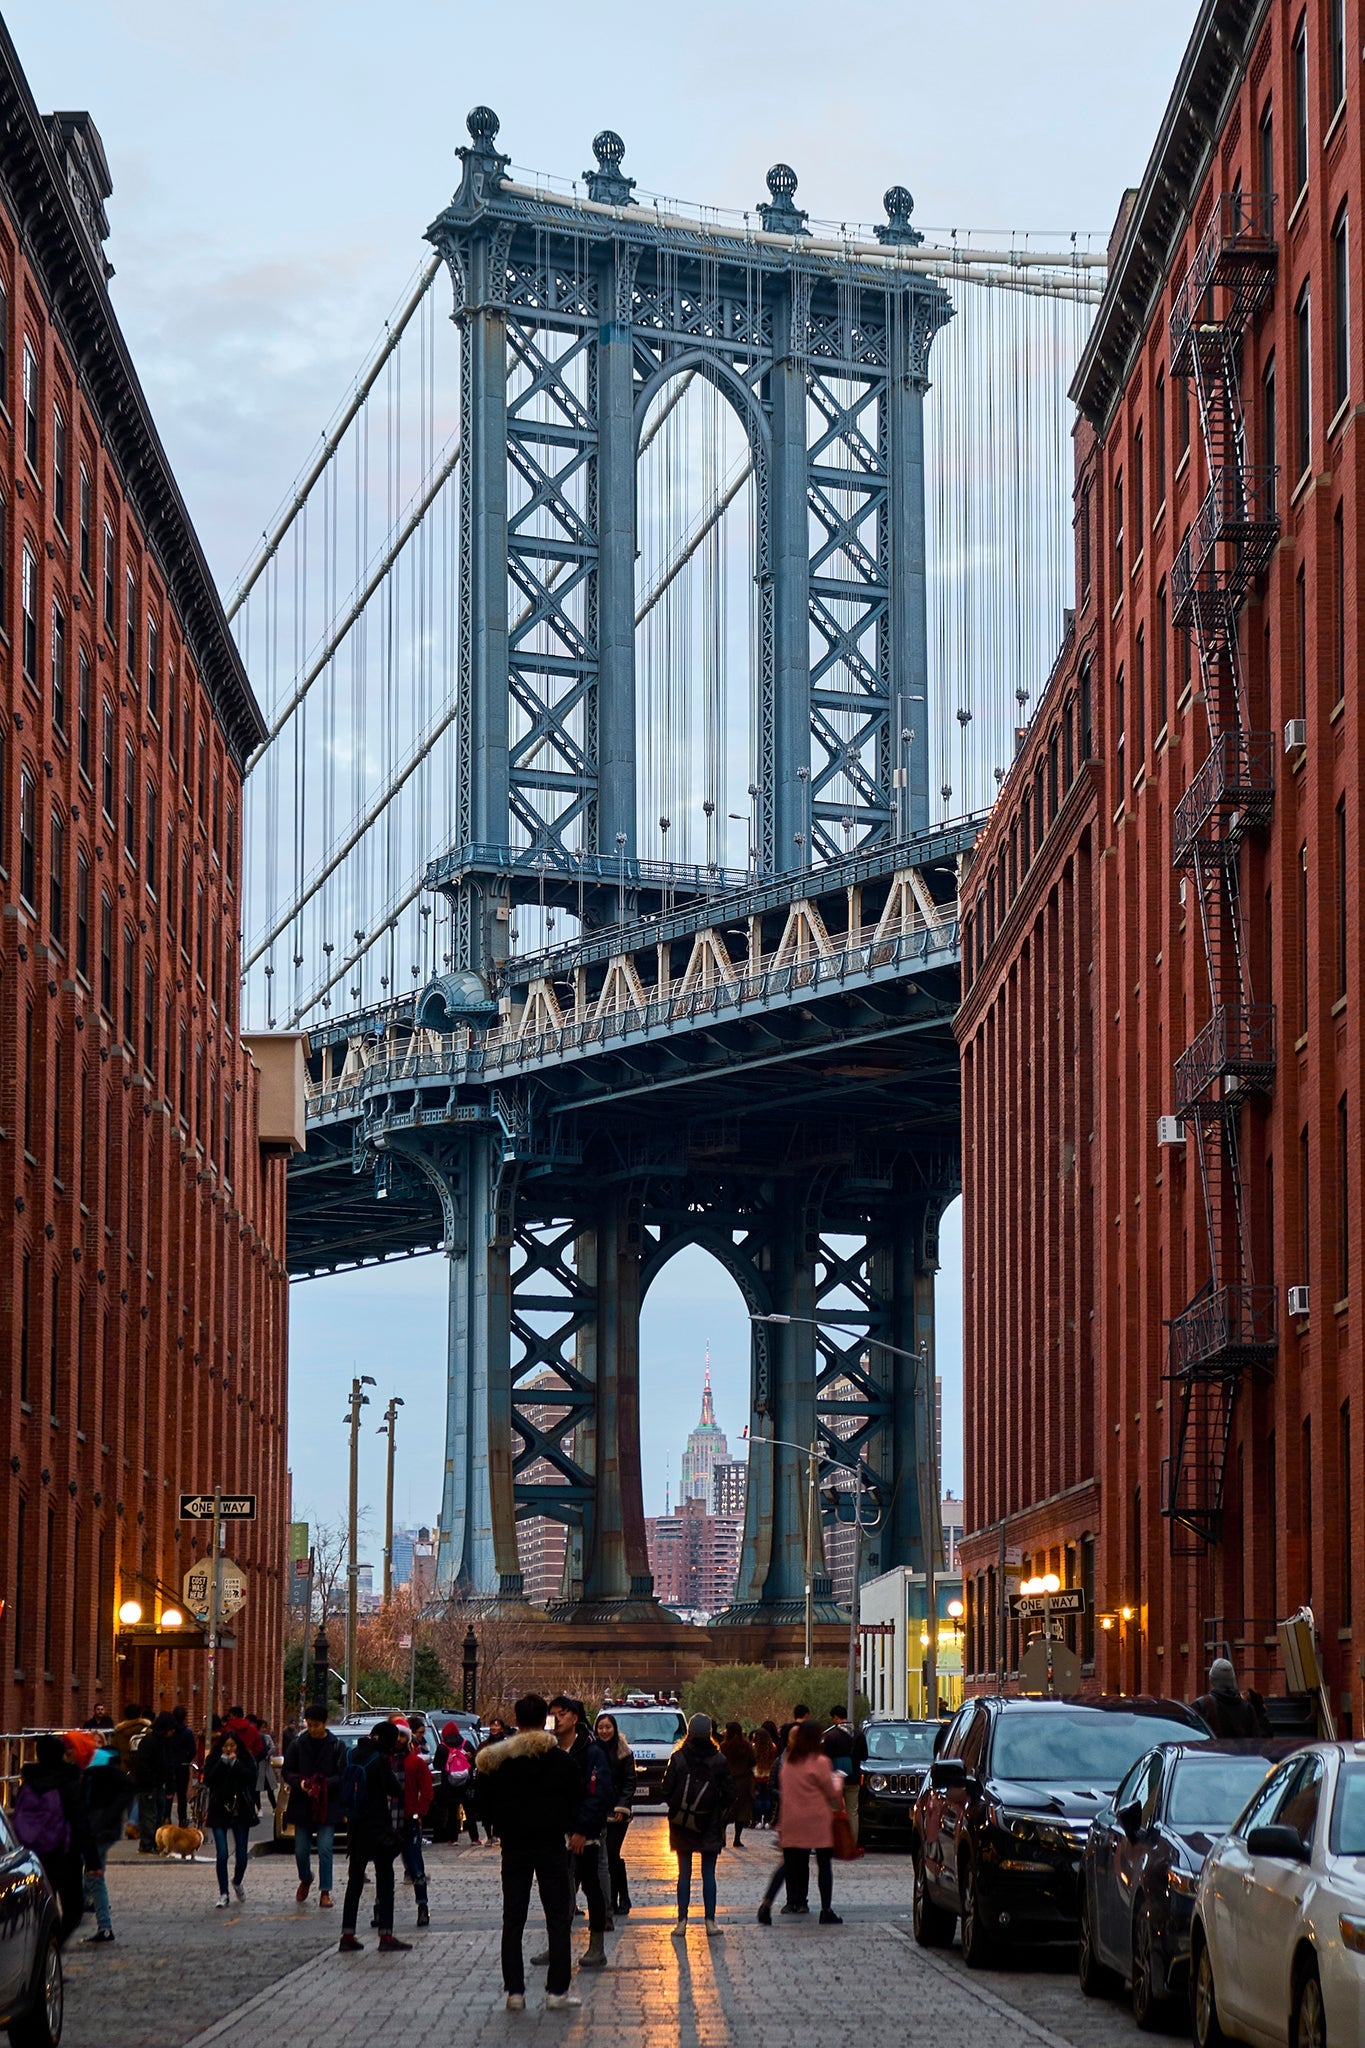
[0,25,291,1728]
[645,1495,742,1615]
[959,0,1363,1730]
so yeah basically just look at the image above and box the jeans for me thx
[572,1842,607,1933]
[605,1815,631,1907]
[769,1846,832,1913]
[342,1841,395,1934]
[676,1846,718,1920]
[213,1824,250,1894]
[500,1840,573,1996]
[753,1779,772,1826]
[293,1820,335,1894]
[400,1817,428,1906]
[83,1844,112,1933]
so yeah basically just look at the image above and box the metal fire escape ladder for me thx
[1164,194,1279,1554]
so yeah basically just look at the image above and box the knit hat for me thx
[1209,1657,1238,1693]
[63,1729,99,1768]
[687,1713,713,1741]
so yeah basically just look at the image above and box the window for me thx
[1299,845,1310,1035]
[179,851,190,953]
[123,740,135,857]
[1296,284,1312,478]
[181,702,192,783]
[21,338,37,468]
[1115,665,1125,785]
[1133,423,1144,544]
[195,880,205,982]
[1154,373,1166,504]
[0,488,6,631]
[211,911,220,1004]
[1078,485,1091,600]
[1333,209,1350,413]
[226,803,236,883]
[1263,355,1277,516]
[223,1091,233,1185]
[197,732,207,816]
[1293,13,1309,198]
[168,676,176,764]
[1134,627,1146,769]
[1340,1095,1351,1300]
[121,926,134,1046]
[143,960,155,1072]
[1177,373,1190,460]
[22,1005,33,1153]
[18,767,35,907]
[163,995,173,1099]
[48,811,63,946]
[1337,795,1348,997]
[166,825,175,935]
[1296,565,1308,717]
[98,894,112,1013]
[1330,0,1346,113]
[1113,470,1124,584]
[51,603,66,733]
[52,406,67,529]
[1080,657,1093,759]
[100,699,114,820]
[77,649,91,777]
[124,568,136,676]
[78,463,90,581]
[1260,98,1275,214]
[178,1021,188,1119]
[1303,1417,1314,1602]
[0,278,7,403]
[211,773,221,858]
[102,520,114,633]
[146,615,159,719]
[1062,698,1074,788]
[75,853,89,980]
[145,783,157,894]
[51,1039,62,1179]
[1157,581,1169,731]
[1336,503,1347,705]
[20,542,37,683]
[1342,1403,1353,1616]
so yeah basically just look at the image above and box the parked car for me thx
[1190,1739,1365,2048]
[606,1706,687,1801]
[1079,1738,1304,2028]
[0,1804,63,2046]
[857,1720,941,1849]
[910,1694,1210,1968]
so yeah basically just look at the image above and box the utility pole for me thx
[378,1395,404,1603]
[921,1339,939,1720]
[206,1487,223,1748]
[804,1439,819,1667]
[345,1374,375,1713]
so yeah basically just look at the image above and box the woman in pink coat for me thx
[756,1718,845,1926]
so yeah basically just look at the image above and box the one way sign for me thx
[179,1494,257,1522]
[1008,1587,1086,1621]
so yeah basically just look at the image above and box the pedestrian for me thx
[79,1732,134,1945]
[475,1692,583,2011]
[1193,1656,1271,1737]
[133,1711,175,1854]
[83,1701,115,1732]
[406,1712,430,1757]
[203,1731,259,1909]
[756,1718,844,1927]
[169,1705,199,1827]
[660,1713,733,1940]
[251,1717,277,1810]
[221,1704,263,1764]
[338,1721,411,1955]
[776,1702,811,1754]
[593,1712,635,1915]
[719,1723,755,1847]
[822,1705,860,1840]
[110,1701,149,1830]
[541,1695,613,1971]
[394,1720,434,1927]
[14,1733,93,1943]
[282,1704,345,1908]
[752,1722,778,1829]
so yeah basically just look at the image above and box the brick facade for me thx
[0,27,289,1729]
[958,0,1364,1728]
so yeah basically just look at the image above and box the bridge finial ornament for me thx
[875,184,924,247]
[758,162,808,235]
[453,104,510,209]
[585,129,634,205]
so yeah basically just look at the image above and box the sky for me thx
[9,0,1200,1548]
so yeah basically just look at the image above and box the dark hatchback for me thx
[857,1721,940,1849]
[910,1695,1211,1969]
[0,1806,63,2046]
[1079,1738,1305,2029]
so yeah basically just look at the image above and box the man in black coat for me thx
[338,1723,411,1956]
[475,1694,582,2010]
[282,1706,346,1907]
[547,1694,614,1970]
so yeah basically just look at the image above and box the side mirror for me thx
[1116,1799,1142,1838]
[1246,1824,1310,1863]
[930,1757,968,1791]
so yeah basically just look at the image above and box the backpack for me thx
[13,1784,70,1857]
[444,1746,471,1786]
[338,1757,368,1823]
[673,1762,720,1835]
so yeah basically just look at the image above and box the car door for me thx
[1098,1752,1158,1966]
[0,1810,32,2012]
[1204,1759,1296,2029]
[922,1704,978,1900]
[1237,1752,1325,2032]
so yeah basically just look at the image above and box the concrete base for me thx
[469,1612,853,1700]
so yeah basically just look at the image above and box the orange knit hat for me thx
[63,1730,99,1768]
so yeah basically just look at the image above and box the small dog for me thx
[155,1824,205,1861]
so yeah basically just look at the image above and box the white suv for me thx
[1191,1739,1365,2048]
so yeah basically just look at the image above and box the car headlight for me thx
[1340,1914,1365,1954]
[865,1773,888,1793]
[994,1809,1087,1850]
[1168,1867,1199,1896]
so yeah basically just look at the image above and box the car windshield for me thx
[863,1724,939,1762]
[1167,1755,1278,1830]
[991,1709,1207,1784]
[1331,1763,1365,1854]
[611,1712,685,1743]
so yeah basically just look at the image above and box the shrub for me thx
[680,1664,869,1729]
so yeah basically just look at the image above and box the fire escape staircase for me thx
[1164,194,1279,1554]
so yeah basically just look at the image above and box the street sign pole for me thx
[1043,1586,1054,1696]
[207,1487,223,1747]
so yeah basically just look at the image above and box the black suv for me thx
[910,1695,1210,1968]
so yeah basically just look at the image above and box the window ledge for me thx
[1175,448,1191,483]
[1287,187,1309,234]
[1332,994,1348,1016]
[1131,548,1145,582]
[1330,696,1346,725]
[1295,1030,1309,1052]
[1334,1297,1350,1317]
[1327,394,1352,441]
[1324,100,1347,152]
[1290,465,1316,506]
[1111,593,1124,622]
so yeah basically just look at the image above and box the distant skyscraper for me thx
[712,1458,747,1521]
[680,1351,730,1509]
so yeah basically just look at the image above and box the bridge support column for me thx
[576,1192,654,1609]
[887,354,931,836]
[596,248,638,863]
[876,1193,946,1577]
[768,282,812,875]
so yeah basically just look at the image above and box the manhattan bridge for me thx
[229,111,1103,1622]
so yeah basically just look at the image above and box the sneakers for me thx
[296,1877,312,1903]
[670,1919,687,1940]
[338,1932,363,1953]
[704,1919,720,1938]
[819,1910,843,1925]
[756,1902,772,1926]
[545,1993,582,2009]
[505,1994,526,2011]
[416,1904,431,1928]
[378,1933,412,1953]
[232,1882,246,1902]
[318,1891,333,1909]
[84,1928,115,1945]
[216,1895,229,1910]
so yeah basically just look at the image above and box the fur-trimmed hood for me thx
[476,1727,555,1775]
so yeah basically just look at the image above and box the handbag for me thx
[830,1804,864,1862]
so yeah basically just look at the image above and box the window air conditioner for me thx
[1287,1284,1310,1318]
[1284,718,1307,751]
[1156,1116,1185,1146]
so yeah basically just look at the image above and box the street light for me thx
[378,1396,404,1604]
[117,1600,143,1627]
[344,1374,376,1714]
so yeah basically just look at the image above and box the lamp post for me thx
[311,1622,330,1712]
[462,1624,479,1712]
[378,1395,404,1604]
[344,1374,375,1713]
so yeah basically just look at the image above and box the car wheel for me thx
[958,1855,1000,1970]
[8,1930,63,2048]
[912,1855,956,1949]
[1191,1935,1229,2048]
[1077,1888,1120,1999]
[1130,1899,1171,2032]
[1293,1959,1327,2048]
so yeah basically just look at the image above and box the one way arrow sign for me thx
[179,1494,257,1522]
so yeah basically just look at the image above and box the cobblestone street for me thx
[65,1818,1147,2048]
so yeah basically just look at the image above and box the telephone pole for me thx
[378,1395,404,1604]
[345,1374,375,1711]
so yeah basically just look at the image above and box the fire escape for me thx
[1165,193,1279,1553]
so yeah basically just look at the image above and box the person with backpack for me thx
[337,1722,411,1955]
[78,1734,134,1945]
[394,1720,434,1928]
[474,1692,583,2011]
[1193,1655,1272,1736]
[204,1731,260,1908]
[660,1714,734,1941]
[133,1711,175,1854]
[544,1696,614,1970]
[14,1734,94,1941]
[756,1717,845,1927]
[432,1719,476,1842]
[282,1705,345,1908]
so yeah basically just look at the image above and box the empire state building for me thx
[679,1354,729,1510]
